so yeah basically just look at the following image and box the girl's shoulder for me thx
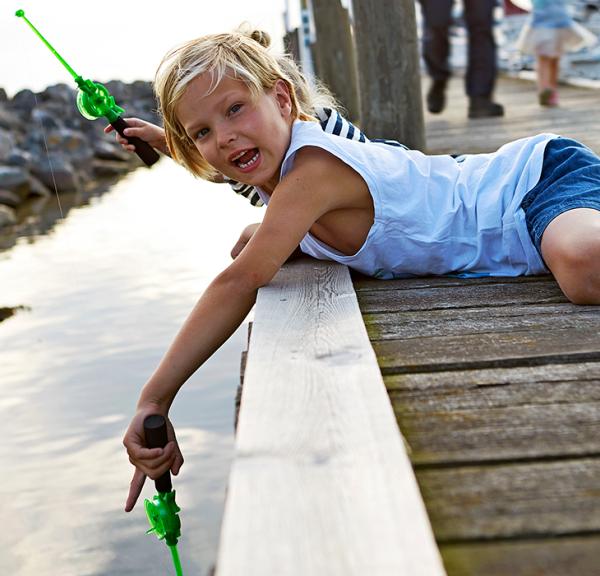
[314,107,368,143]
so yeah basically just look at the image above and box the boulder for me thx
[0,204,16,227]
[10,89,37,117]
[93,158,132,177]
[93,139,131,162]
[0,189,20,207]
[0,165,29,190]
[32,154,81,193]
[0,129,15,161]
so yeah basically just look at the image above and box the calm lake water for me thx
[0,159,264,576]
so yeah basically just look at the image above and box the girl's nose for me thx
[216,124,236,148]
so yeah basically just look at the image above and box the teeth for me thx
[238,151,259,169]
[232,150,246,161]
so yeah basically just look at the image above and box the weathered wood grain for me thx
[396,401,600,464]
[385,362,600,401]
[372,328,600,373]
[440,536,600,576]
[352,273,547,292]
[416,458,600,541]
[386,364,600,464]
[218,259,445,576]
[364,303,598,341]
[356,281,568,313]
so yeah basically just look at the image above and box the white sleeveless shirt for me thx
[256,120,556,278]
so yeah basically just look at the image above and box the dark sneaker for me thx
[427,80,447,114]
[468,97,504,119]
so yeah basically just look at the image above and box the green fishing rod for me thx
[144,414,185,576]
[15,9,160,167]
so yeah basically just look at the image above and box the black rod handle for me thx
[110,116,160,167]
[143,414,173,493]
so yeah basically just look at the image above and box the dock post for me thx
[311,0,360,122]
[352,0,426,150]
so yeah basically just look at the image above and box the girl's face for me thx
[177,72,294,193]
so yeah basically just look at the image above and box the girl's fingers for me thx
[125,468,147,512]
[128,442,177,477]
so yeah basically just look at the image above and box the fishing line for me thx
[32,92,64,218]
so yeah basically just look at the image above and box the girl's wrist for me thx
[136,389,171,414]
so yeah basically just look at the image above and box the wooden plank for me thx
[217,259,446,576]
[352,274,548,292]
[440,536,600,576]
[356,280,568,313]
[385,362,600,400]
[395,401,600,464]
[363,304,598,340]
[387,364,600,463]
[372,328,600,373]
[416,458,600,541]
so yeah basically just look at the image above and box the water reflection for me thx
[0,160,264,575]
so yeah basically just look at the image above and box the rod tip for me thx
[15,9,25,17]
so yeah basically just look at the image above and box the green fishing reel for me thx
[145,490,181,547]
[75,78,124,123]
[143,415,185,576]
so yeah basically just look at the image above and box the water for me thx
[0,160,264,575]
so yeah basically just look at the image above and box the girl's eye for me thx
[229,103,242,116]
[195,127,209,140]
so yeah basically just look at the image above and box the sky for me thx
[2,0,294,97]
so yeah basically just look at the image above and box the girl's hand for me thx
[231,223,261,259]
[122,407,184,512]
[104,118,170,156]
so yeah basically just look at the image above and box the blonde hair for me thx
[154,26,338,179]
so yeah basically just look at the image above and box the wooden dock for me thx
[353,75,600,575]
[221,75,600,575]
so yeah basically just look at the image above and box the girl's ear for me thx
[273,79,293,119]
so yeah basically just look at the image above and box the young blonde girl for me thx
[122,28,600,510]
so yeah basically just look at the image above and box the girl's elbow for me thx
[216,266,274,293]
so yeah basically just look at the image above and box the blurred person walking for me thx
[517,0,597,106]
[419,0,505,118]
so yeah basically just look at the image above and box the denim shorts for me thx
[520,137,600,254]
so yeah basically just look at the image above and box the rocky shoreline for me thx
[0,80,161,232]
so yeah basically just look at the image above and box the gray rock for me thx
[6,149,34,169]
[0,189,20,207]
[0,129,15,161]
[10,89,37,116]
[0,88,7,103]
[39,84,76,107]
[32,154,81,192]
[94,139,131,162]
[27,174,51,197]
[93,159,132,177]
[0,166,29,190]
[31,108,63,131]
[0,204,16,227]
[0,105,23,131]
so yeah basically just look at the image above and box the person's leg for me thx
[419,0,453,113]
[540,208,600,304]
[463,0,504,117]
[536,55,551,92]
[549,56,560,105]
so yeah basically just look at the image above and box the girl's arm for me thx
[123,146,355,510]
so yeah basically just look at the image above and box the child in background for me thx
[122,28,600,511]
[517,0,597,106]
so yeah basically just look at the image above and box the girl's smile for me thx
[177,73,294,193]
